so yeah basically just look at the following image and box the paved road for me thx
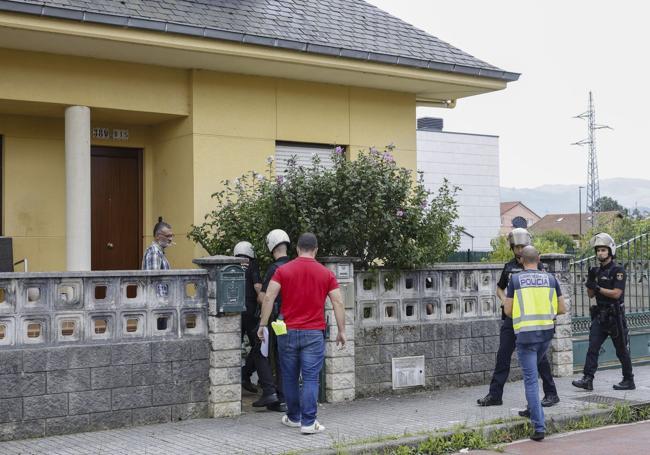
[1,365,650,454]
[465,421,650,454]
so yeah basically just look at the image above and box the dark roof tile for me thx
[0,0,518,80]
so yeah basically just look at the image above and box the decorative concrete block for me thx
[209,332,240,351]
[132,363,172,386]
[133,406,171,425]
[460,338,484,356]
[24,393,68,419]
[151,340,192,362]
[209,349,241,367]
[69,389,111,415]
[483,336,500,353]
[0,398,22,423]
[190,381,209,402]
[23,348,67,372]
[91,365,132,389]
[447,356,472,374]
[111,386,152,410]
[208,367,240,386]
[393,325,421,343]
[45,415,89,436]
[209,384,241,403]
[0,419,45,442]
[434,374,459,389]
[326,388,355,403]
[325,372,354,390]
[208,315,240,334]
[208,401,240,418]
[67,345,112,368]
[326,356,355,373]
[111,343,151,365]
[0,373,46,398]
[459,372,485,387]
[446,321,472,339]
[471,319,500,337]
[190,339,210,360]
[421,323,446,341]
[88,410,132,431]
[471,353,496,372]
[47,368,91,393]
[152,382,192,406]
[172,360,209,382]
[355,345,380,365]
[0,351,22,375]
[425,357,447,376]
[173,402,209,420]
[434,339,459,358]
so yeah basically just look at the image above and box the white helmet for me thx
[266,229,290,253]
[507,228,532,248]
[590,232,616,257]
[233,241,255,259]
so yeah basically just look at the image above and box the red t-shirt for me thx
[271,257,339,330]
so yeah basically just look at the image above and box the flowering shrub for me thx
[189,145,461,270]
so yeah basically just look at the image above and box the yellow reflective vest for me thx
[510,271,559,335]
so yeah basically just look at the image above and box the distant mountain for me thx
[500,178,650,216]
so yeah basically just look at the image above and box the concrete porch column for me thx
[65,106,91,271]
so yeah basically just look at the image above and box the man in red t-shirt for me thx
[258,232,346,434]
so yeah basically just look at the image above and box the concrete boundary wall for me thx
[353,256,574,397]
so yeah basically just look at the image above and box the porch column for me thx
[65,106,91,271]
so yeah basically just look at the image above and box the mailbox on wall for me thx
[217,264,246,313]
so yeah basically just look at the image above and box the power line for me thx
[572,91,612,226]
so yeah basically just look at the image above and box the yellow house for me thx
[0,0,518,271]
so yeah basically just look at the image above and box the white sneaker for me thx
[300,420,325,434]
[281,415,301,428]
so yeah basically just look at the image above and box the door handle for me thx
[107,242,114,249]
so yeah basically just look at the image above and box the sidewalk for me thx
[2,365,649,455]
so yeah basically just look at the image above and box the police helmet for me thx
[233,241,255,259]
[507,228,532,249]
[266,229,290,253]
[590,232,616,257]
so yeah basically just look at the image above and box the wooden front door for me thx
[91,147,143,270]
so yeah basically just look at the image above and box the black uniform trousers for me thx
[583,316,634,380]
[241,314,277,397]
[488,318,557,399]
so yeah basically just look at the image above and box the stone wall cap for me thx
[540,253,573,260]
[0,269,207,279]
[193,255,248,266]
[356,262,504,273]
[318,256,361,263]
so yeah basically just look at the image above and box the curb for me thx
[312,401,650,455]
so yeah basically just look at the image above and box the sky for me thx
[366,0,650,188]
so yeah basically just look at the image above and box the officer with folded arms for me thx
[572,232,634,391]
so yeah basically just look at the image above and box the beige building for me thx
[499,201,541,235]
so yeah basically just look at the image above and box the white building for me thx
[417,118,501,252]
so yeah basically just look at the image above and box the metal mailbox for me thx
[217,264,246,313]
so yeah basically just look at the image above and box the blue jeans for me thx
[516,339,552,433]
[277,329,325,426]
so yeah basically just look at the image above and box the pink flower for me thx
[370,146,379,155]
[335,146,344,154]
[396,209,404,217]
[383,152,395,163]
[276,175,285,184]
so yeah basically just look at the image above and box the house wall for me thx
[500,205,541,235]
[1,47,417,270]
[417,130,500,251]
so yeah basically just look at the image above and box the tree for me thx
[189,145,462,270]
[589,195,627,214]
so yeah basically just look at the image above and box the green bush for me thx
[189,145,462,270]
[484,234,567,263]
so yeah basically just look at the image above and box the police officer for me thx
[236,241,281,409]
[477,228,559,408]
[572,233,635,391]
[256,229,292,412]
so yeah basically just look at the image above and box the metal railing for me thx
[571,232,650,333]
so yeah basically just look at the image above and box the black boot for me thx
[530,431,545,441]
[541,394,560,407]
[613,379,636,390]
[252,393,280,407]
[476,394,502,406]
[572,376,593,391]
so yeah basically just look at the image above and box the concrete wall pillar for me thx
[65,106,91,271]
[194,255,246,417]
[321,257,356,402]
[541,253,574,377]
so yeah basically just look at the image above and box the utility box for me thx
[217,264,246,313]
